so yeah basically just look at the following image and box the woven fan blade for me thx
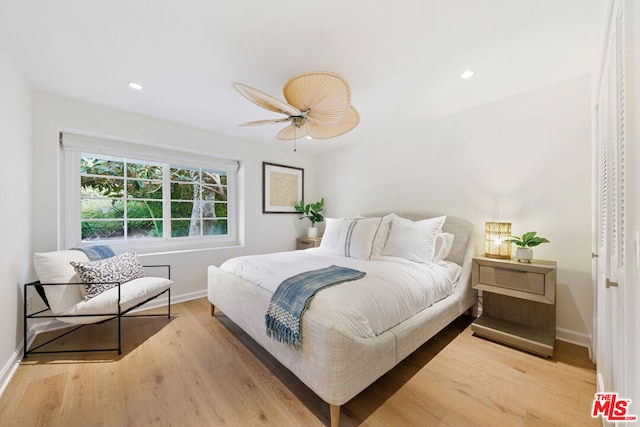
[239,118,291,126]
[306,106,359,139]
[233,83,300,116]
[277,124,308,141]
[283,72,350,126]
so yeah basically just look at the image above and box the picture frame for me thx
[262,162,304,214]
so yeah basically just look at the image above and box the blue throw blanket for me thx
[72,245,115,260]
[265,265,366,348]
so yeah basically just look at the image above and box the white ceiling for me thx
[0,0,600,152]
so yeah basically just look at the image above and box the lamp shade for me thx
[485,222,512,259]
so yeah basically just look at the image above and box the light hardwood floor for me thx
[1,298,599,426]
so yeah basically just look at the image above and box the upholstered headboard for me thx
[364,212,475,267]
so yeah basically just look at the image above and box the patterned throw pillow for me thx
[70,250,145,300]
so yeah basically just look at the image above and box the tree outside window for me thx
[80,155,228,241]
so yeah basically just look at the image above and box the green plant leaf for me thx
[521,231,537,244]
[506,232,549,248]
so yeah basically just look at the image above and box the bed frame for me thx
[207,214,476,427]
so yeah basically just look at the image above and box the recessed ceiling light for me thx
[128,82,143,90]
[460,69,475,79]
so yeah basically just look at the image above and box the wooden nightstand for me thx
[470,256,557,357]
[296,237,322,250]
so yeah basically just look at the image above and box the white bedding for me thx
[219,248,461,338]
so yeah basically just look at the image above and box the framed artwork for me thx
[262,162,304,213]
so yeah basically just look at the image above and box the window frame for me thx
[61,132,240,252]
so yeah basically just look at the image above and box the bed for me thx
[207,213,476,426]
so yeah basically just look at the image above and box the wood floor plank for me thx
[0,298,598,426]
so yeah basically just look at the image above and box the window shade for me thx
[60,132,239,172]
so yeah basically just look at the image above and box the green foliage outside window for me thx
[80,156,228,241]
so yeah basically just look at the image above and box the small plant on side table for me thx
[506,231,550,263]
[294,198,325,238]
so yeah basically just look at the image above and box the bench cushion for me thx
[59,276,173,324]
[33,250,89,313]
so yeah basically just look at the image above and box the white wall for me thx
[315,75,593,344]
[31,91,318,303]
[0,50,32,389]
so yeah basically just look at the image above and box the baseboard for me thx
[0,346,22,398]
[597,373,605,393]
[0,289,208,399]
[556,327,593,356]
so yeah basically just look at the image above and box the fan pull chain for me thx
[293,126,297,152]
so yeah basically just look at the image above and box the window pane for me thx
[127,201,163,219]
[201,202,227,218]
[170,166,199,182]
[171,182,198,200]
[127,162,162,179]
[214,202,228,218]
[127,180,163,199]
[127,220,163,239]
[81,176,124,197]
[203,219,227,235]
[202,185,226,201]
[81,157,124,177]
[201,170,226,185]
[171,201,194,219]
[171,220,194,237]
[81,220,124,240]
[81,199,124,219]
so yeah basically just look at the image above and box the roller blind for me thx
[60,132,239,172]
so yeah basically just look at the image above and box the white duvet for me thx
[219,248,461,338]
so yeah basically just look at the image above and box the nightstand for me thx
[296,237,322,250]
[470,256,557,357]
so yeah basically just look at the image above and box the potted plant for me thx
[294,198,324,238]
[506,231,550,263]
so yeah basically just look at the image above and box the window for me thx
[62,132,239,249]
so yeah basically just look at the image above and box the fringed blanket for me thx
[265,265,366,348]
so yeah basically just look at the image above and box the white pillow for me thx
[434,232,455,262]
[337,217,382,260]
[382,215,447,263]
[318,218,345,253]
[370,213,396,256]
[33,250,90,314]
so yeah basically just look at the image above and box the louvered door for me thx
[595,0,627,405]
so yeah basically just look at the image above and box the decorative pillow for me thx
[318,218,345,253]
[336,217,382,260]
[370,213,397,256]
[434,232,455,262]
[70,250,145,300]
[382,215,447,263]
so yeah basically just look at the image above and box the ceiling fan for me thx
[233,71,359,141]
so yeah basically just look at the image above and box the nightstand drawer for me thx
[296,238,322,250]
[479,265,545,295]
